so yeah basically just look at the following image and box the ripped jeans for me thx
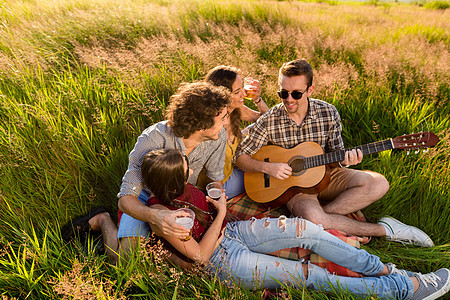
[208,217,414,300]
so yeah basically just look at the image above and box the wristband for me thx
[254,97,262,104]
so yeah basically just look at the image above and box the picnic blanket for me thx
[227,193,371,278]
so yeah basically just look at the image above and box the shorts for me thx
[285,167,361,211]
[117,190,152,239]
[318,167,361,202]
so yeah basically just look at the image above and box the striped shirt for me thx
[234,98,344,160]
[118,121,226,198]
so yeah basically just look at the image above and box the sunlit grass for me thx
[0,0,448,298]
[424,0,450,9]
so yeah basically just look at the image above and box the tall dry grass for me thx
[0,0,448,298]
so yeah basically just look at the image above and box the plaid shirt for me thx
[234,98,344,161]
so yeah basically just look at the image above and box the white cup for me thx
[173,208,195,241]
[206,182,223,200]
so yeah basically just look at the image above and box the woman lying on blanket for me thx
[143,148,449,300]
[197,65,269,198]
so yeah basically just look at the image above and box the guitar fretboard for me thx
[304,139,393,169]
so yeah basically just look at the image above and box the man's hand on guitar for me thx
[266,162,292,180]
[342,149,363,166]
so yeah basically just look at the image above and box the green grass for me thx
[424,0,450,9]
[0,0,449,298]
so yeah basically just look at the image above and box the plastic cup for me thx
[173,208,195,241]
[244,78,255,101]
[206,182,223,200]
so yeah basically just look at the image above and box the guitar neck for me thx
[305,139,394,169]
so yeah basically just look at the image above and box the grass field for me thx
[0,0,449,298]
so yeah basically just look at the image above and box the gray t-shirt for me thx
[118,120,226,198]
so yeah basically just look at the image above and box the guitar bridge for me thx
[264,157,270,188]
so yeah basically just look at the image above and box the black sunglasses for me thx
[277,88,309,100]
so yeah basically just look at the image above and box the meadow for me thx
[0,0,448,298]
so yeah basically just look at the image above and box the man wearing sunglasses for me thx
[234,59,433,247]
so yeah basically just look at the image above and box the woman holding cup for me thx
[142,148,450,300]
[206,182,223,200]
[173,208,195,241]
[198,65,269,198]
[143,149,227,259]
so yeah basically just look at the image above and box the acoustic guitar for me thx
[244,132,439,208]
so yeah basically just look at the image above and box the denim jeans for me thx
[208,217,414,299]
[223,168,245,199]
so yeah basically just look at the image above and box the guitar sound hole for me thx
[290,158,304,173]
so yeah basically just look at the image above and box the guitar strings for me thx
[305,139,392,169]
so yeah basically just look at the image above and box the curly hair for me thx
[166,81,230,139]
[278,59,314,88]
[205,65,243,142]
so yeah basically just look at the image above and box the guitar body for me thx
[244,142,331,207]
[243,131,439,208]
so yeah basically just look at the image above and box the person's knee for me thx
[89,212,111,231]
[373,173,389,196]
[353,171,389,199]
[300,211,330,227]
[288,199,328,226]
[363,172,389,198]
[287,194,316,211]
[96,212,111,226]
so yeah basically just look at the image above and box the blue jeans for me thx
[117,190,151,239]
[208,218,414,299]
[223,168,245,199]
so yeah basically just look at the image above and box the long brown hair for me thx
[141,149,210,227]
[205,65,243,142]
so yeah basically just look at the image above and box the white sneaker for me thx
[411,268,450,300]
[378,216,434,247]
[386,263,415,277]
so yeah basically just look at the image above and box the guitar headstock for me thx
[392,132,439,150]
